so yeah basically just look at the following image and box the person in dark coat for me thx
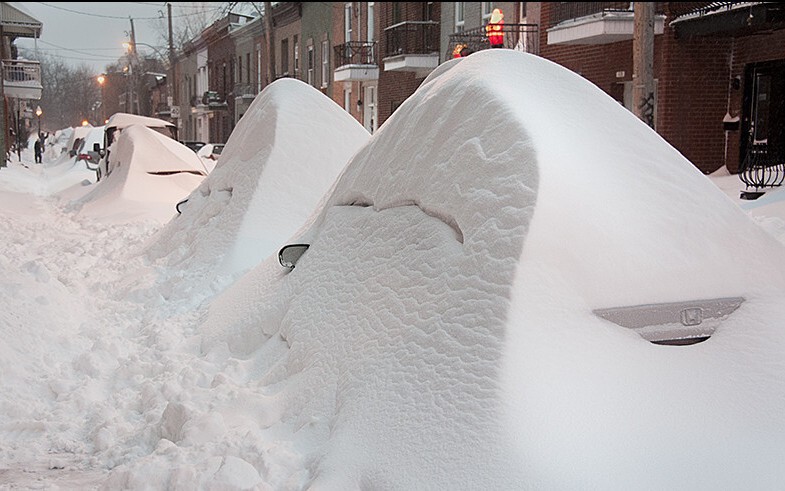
[34,139,42,163]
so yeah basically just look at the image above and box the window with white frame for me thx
[307,45,314,86]
[294,41,300,77]
[455,2,465,33]
[321,40,330,88]
[368,2,375,41]
[344,86,351,114]
[345,3,353,42]
[482,2,494,22]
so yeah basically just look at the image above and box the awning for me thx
[0,2,43,38]
[670,2,785,37]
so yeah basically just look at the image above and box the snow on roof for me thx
[106,112,175,129]
[145,77,370,301]
[177,50,785,489]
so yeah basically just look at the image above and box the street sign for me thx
[170,105,180,118]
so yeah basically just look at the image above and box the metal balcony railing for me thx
[334,41,378,67]
[2,59,42,99]
[739,143,785,192]
[448,23,540,59]
[234,83,256,97]
[550,2,635,25]
[384,21,440,57]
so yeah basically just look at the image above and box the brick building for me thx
[539,2,785,174]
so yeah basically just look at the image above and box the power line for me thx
[34,2,226,20]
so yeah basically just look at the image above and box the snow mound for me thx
[190,50,785,489]
[70,125,206,224]
[145,77,369,302]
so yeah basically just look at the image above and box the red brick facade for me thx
[540,2,785,174]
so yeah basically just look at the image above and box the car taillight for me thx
[78,154,92,161]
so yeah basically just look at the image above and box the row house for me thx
[177,12,253,144]
[539,2,785,177]
[168,2,783,184]
[0,2,43,159]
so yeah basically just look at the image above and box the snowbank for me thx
[145,78,369,302]
[194,50,785,489]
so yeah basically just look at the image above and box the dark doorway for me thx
[741,60,785,167]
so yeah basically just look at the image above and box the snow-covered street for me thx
[2,51,785,490]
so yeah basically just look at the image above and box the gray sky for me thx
[13,2,236,73]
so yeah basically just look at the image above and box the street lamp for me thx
[97,74,106,122]
[35,105,42,137]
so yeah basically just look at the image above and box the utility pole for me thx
[265,2,276,85]
[168,3,178,131]
[633,2,655,128]
[129,17,139,114]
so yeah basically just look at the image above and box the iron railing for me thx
[739,143,785,190]
[334,41,378,67]
[448,23,540,60]
[550,2,634,24]
[384,21,440,57]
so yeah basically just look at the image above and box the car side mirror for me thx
[93,143,101,152]
[278,244,310,269]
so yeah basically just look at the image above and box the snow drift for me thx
[144,78,369,301]
[177,49,785,489]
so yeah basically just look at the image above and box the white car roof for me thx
[106,112,175,130]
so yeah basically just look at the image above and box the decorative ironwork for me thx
[334,41,378,68]
[550,2,635,25]
[447,23,540,60]
[739,143,785,191]
[384,21,439,57]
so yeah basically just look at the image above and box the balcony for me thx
[383,21,440,77]
[547,3,665,45]
[234,83,256,102]
[334,42,379,82]
[2,60,42,100]
[448,23,540,60]
[670,2,785,38]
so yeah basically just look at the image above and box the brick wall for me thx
[539,2,785,174]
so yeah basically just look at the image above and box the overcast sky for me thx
[13,2,240,73]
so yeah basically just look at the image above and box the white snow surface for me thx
[145,78,370,301]
[1,50,785,490]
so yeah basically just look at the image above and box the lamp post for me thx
[35,106,42,137]
[97,74,106,123]
[124,41,169,117]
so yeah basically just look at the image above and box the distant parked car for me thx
[180,141,206,153]
[196,143,225,172]
[76,125,106,169]
[96,113,178,180]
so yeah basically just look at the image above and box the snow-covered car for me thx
[96,113,178,180]
[194,51,785,489]
[76,125,106,169]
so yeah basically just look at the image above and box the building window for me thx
[281,38,289,76]
[393,3,401,24]
[294,41,300,77]
[345,3,353,42]
[368,2,375,41]
[307,45,314,86]
[321,40,330,88]
[256,43,262,89]
[344,86,351,113]
[455,2,465,33]
[238,55,243,84]
[482,2,494,22]
[246,53,251,87]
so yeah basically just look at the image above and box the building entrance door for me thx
[741,61,785,167]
